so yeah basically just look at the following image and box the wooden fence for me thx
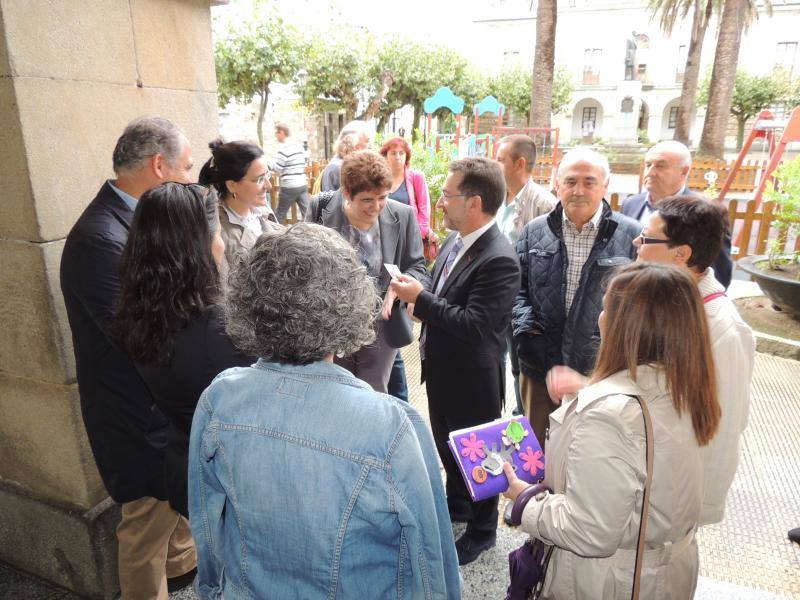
[269,161,325,224]
[638,158,768,194]
[610,193,799,260]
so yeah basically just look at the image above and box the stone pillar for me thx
[610,80,643,144]
[0,1,224,596]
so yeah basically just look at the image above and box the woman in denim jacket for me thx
[188,223,460,599]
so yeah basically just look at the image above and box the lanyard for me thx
[703,291,726,304]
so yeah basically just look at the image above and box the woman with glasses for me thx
[198,138,282,274]
[307,152,428,395]
[114,183,253,518]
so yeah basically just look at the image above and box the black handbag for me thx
[383,299,414,349]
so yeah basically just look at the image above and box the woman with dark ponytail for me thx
[198,138,282,271]
[115,183,254,517]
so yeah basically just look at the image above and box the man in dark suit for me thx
[621,140,733,287]
[60,116,197,598]
[391,157,520,565]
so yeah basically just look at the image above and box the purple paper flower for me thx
[459,433,486,462]
[519,447,544,474]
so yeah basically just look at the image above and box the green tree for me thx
[529,0,557,128]
[451,66,491,133]
[648,0,720,144]
[488,66,572,122]
[551,68,574,115]
[298,28,375,122]
[215,15,305,146]
[488,67,530,121]
[371,41,472,141]
[698,0,772,157]
[698,70,788,149]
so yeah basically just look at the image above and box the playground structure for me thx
[713,107,800,257]
[718,108,800,209]
[421,86,562,183]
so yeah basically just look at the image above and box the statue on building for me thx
[625,31,637,81]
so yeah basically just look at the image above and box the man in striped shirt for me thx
[273,123,309,223]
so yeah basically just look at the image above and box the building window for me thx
[583,49,602,85]
[668,106,679,129]
[502,49,520,68]
[776,42,798,75]
[581,106,598,137]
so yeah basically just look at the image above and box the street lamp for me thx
[296,69,308,152]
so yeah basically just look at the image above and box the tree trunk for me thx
[412,103,423,143]
[359,70,395,121]
[674,0,713,144]
[698,0,745,158]
[344,98,357,123]
[736,116,747,149]
[529,0,557,128]
[377,113,389,132]
[257,88,268,147]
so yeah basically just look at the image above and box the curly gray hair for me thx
[225,222,380,364]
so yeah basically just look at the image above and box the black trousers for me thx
[426,363,503,536]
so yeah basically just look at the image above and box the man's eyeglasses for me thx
[635,234,671,245]
[439,192,468,201]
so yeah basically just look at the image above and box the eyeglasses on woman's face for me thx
[246,173,269,186]
[633,234,671,245]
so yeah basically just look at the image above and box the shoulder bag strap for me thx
[314,191,336,224]
[631,395,654,600]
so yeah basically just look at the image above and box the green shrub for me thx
[764,156,800,276]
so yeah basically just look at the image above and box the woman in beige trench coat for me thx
[505,263,721,599]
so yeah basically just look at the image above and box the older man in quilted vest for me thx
[512,147,640,446]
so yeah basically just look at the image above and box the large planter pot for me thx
[738,255,800,319]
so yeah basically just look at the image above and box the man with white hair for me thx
[320,120,374,191]
[512,147,641,446]
[621,140,732,287]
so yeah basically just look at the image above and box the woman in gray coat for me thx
[307,152,428,394]
[504,262,720,599]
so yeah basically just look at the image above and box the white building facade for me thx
[468,0,800,147]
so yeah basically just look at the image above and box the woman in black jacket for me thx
[115,182,253,517]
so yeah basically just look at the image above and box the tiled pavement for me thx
[3,336,799,599]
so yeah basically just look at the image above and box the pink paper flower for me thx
[519,447,544,474]
[459,433,486,462]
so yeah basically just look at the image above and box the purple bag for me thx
[446,416,544,502]
[506,539,554,600]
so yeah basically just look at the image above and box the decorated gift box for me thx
[447,416,544,502]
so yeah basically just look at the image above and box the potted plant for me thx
[738,155,800,317]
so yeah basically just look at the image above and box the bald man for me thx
[621,140,732,287]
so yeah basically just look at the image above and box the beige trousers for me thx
[116,497,196,600]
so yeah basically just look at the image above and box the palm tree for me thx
[648,0,719,144]
[698,0,772,157]
[529,0,557,128]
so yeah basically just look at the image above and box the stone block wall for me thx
[0,1,223,595]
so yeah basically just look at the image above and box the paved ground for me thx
[2,282,799,598]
